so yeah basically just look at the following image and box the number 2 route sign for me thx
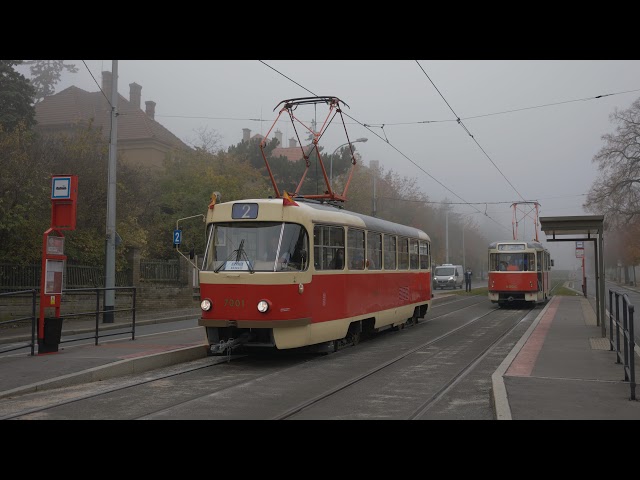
[173,229,182,246]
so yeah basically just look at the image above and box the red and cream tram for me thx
[487,240,552,307]
[198,197,432,354]
[193,95,433,355]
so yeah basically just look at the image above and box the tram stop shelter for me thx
[539,215,605,337]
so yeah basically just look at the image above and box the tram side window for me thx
[409,238,419,269]
[384,234,396,270]
[367,232,382,270]
[489,254,501,271]
[280,224,309,271]
[524,253,535,271]
[419,240,430,269]
[313,225,345,270]
[398,236,409,269]
[348,228,365,270]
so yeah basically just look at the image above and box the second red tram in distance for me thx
[197,196,433,355]
[487,240,553,307]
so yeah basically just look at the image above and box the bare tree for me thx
[584,97,640,228]
[186,126,223,154]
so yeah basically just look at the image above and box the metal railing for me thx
[0,264,130,291]
[608,289,636,400]
[139,260,180,283]
[0,289,37,355]
[0,287,136,356]
[0,261,180,291]
[57,286,137,346]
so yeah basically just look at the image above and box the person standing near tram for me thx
[464,268,473,292]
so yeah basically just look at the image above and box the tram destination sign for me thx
[232,203,258,219]
[498,243,525,251]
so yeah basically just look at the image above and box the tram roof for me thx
[302,199,430,240]
[241,197,430,240]
[539,215,604,240]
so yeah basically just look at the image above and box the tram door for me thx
[537,251,543,295]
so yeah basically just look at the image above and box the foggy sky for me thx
[34,60,640,269]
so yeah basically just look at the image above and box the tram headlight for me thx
[201,299,212,311]
[257,299,271,313]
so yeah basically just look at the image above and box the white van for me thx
[433,264,464,290]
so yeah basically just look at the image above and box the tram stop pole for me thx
[38,175,77,354]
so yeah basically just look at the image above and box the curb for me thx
[0,344,210,400]
[490,297,554,420]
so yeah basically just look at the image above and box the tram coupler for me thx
[209,335,248,355]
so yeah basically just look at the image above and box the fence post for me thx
[178,254,189,285]
[127,247,141,287]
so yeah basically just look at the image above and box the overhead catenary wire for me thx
[77,60,597,233]
[414,60,527,204]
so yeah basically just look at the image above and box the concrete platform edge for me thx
[0,344,209,400]
[491,298,554,420]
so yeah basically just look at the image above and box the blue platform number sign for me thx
[173,229,182,246]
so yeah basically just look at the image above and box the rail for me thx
[0,289,37,355]
[608,289,636,400]
[0,287,136,356]
[57,287,137,347]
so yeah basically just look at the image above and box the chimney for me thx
[274,130,283,145]
[289,138,297,148]
[129,82,142,109]
[145,100,156,120]
[102,71,113,97]
[242,128,251,142]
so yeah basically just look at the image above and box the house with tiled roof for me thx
[242,128,313,162]
[34,71,191,170]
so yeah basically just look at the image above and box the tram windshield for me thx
[203,221,309,272]
[490,253,536,272]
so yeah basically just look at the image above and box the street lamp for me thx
[330,137,368,189]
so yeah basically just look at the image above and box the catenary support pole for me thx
[104,60,118,323]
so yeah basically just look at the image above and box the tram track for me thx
[275,305,533,420]
[407,307,532,419]
[0,296,536,420]
[272,307,500,420]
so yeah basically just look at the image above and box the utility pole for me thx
[462,225,465,271]
[445,211,449,263]
[104,60,118,323]
[370,160,379,217]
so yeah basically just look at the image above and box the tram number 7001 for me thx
[224,298,246,307]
